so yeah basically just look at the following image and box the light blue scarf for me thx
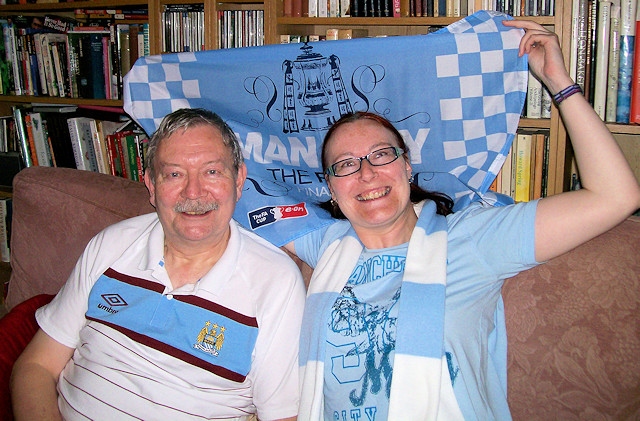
[299,200,464,420]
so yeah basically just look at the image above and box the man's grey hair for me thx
[145,108,243,181]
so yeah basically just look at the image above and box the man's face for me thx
[144,124,246,250]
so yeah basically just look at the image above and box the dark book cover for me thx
[89,33,106,99]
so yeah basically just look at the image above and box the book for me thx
[629,19,640,123]
[3,21,23,96]
[526,70,543,118]
[615,0,638,123]
[33,33,48,95]
[0,197,11,263]
[592,0,612,119]
[89,118,109,174]
[12,106,32,167]
[284,0,293,16]
[24,113,39,166]
[42,33,67,97]
[499,143,514,199]
[0,19,14,95]
[531,132,548,200]
[29,112,52,166]
[38,109,77,169]
[514,132,533,202]
[67,116,99,172]
[575,0,590,90]
[605,0,621,122]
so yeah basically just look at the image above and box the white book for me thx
[541,87,552,118]
[90,119,110,174]
[67,117,98,172]
[29,113,52,167]
[33,33,48,96]
[526,70,543,119]
[569,0,581,80]
[318,0,328,17]
[593,0,612,120]
[308,0,318,16]
[329,0,339,16]
[606,0,621,121]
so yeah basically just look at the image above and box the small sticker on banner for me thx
[248,203,308,229]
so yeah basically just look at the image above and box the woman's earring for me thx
[409,174,414,184]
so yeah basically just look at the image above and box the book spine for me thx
[514,133,532,203]
[42,35,57,97]
[526,70,543,118]
[615,0,637,123]
[33,33,48,96]
[29,112,52,167]
[12,107,32,167]
[24,113,39,166]
[605,0,621,122]
[629,19,640,123]
[125,134,140,181]
[575,0,589,90]
[593,0,612,119]
[7,25,23,95]
[284,0,293,15]
[67,118,89,171]
[499,143,513,199]
[90,119,108,174]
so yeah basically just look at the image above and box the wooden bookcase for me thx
[0,0,636,190]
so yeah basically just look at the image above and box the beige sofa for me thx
[4,166,640,420]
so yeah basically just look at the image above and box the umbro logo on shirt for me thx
[98,293,128,314]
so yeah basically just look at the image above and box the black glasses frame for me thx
[325,147,403,177]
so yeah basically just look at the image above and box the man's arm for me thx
[10,329,74,421]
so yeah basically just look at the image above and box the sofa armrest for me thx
[0,293,54,420]
[6,167,154,310]
[504,216,640,420]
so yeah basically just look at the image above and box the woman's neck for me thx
[354,205,418,250]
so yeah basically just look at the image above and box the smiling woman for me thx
[283,20,640,420]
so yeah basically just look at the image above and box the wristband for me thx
[552,83,583,105]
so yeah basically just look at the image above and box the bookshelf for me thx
[0,0,635,194]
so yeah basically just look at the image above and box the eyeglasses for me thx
[325,147,404,177]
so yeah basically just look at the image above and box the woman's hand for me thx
[501,19,574,95]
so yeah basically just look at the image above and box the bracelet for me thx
[552,83,583,105]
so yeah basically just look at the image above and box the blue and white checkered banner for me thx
[124,11,527,246]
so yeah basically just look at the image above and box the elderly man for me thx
[11,108,305,421]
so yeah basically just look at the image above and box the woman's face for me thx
[324,118,414,235]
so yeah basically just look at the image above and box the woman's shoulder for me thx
[446,200,538,234]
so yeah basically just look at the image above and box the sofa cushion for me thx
[5,167,154,310]
[504,216,640,420]
[0,293,54,420]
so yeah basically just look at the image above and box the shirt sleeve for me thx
[447,200,539,282]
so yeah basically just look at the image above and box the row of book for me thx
[279,28,372,43]
[284,0,555,17]
[490,130,551,202]
[568,0,640,124]
[217,10,265,49]
[6,105,148,183]
[162,4,205,53]
[163,6,266,52]
[0,18,149,99]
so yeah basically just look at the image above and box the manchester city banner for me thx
[124,11,528,246]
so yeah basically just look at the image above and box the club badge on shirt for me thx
[194,321,226,357]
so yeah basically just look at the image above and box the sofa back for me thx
[5,166,640,420]
[5,166,154,309]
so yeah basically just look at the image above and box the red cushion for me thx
[0,294,54,420]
